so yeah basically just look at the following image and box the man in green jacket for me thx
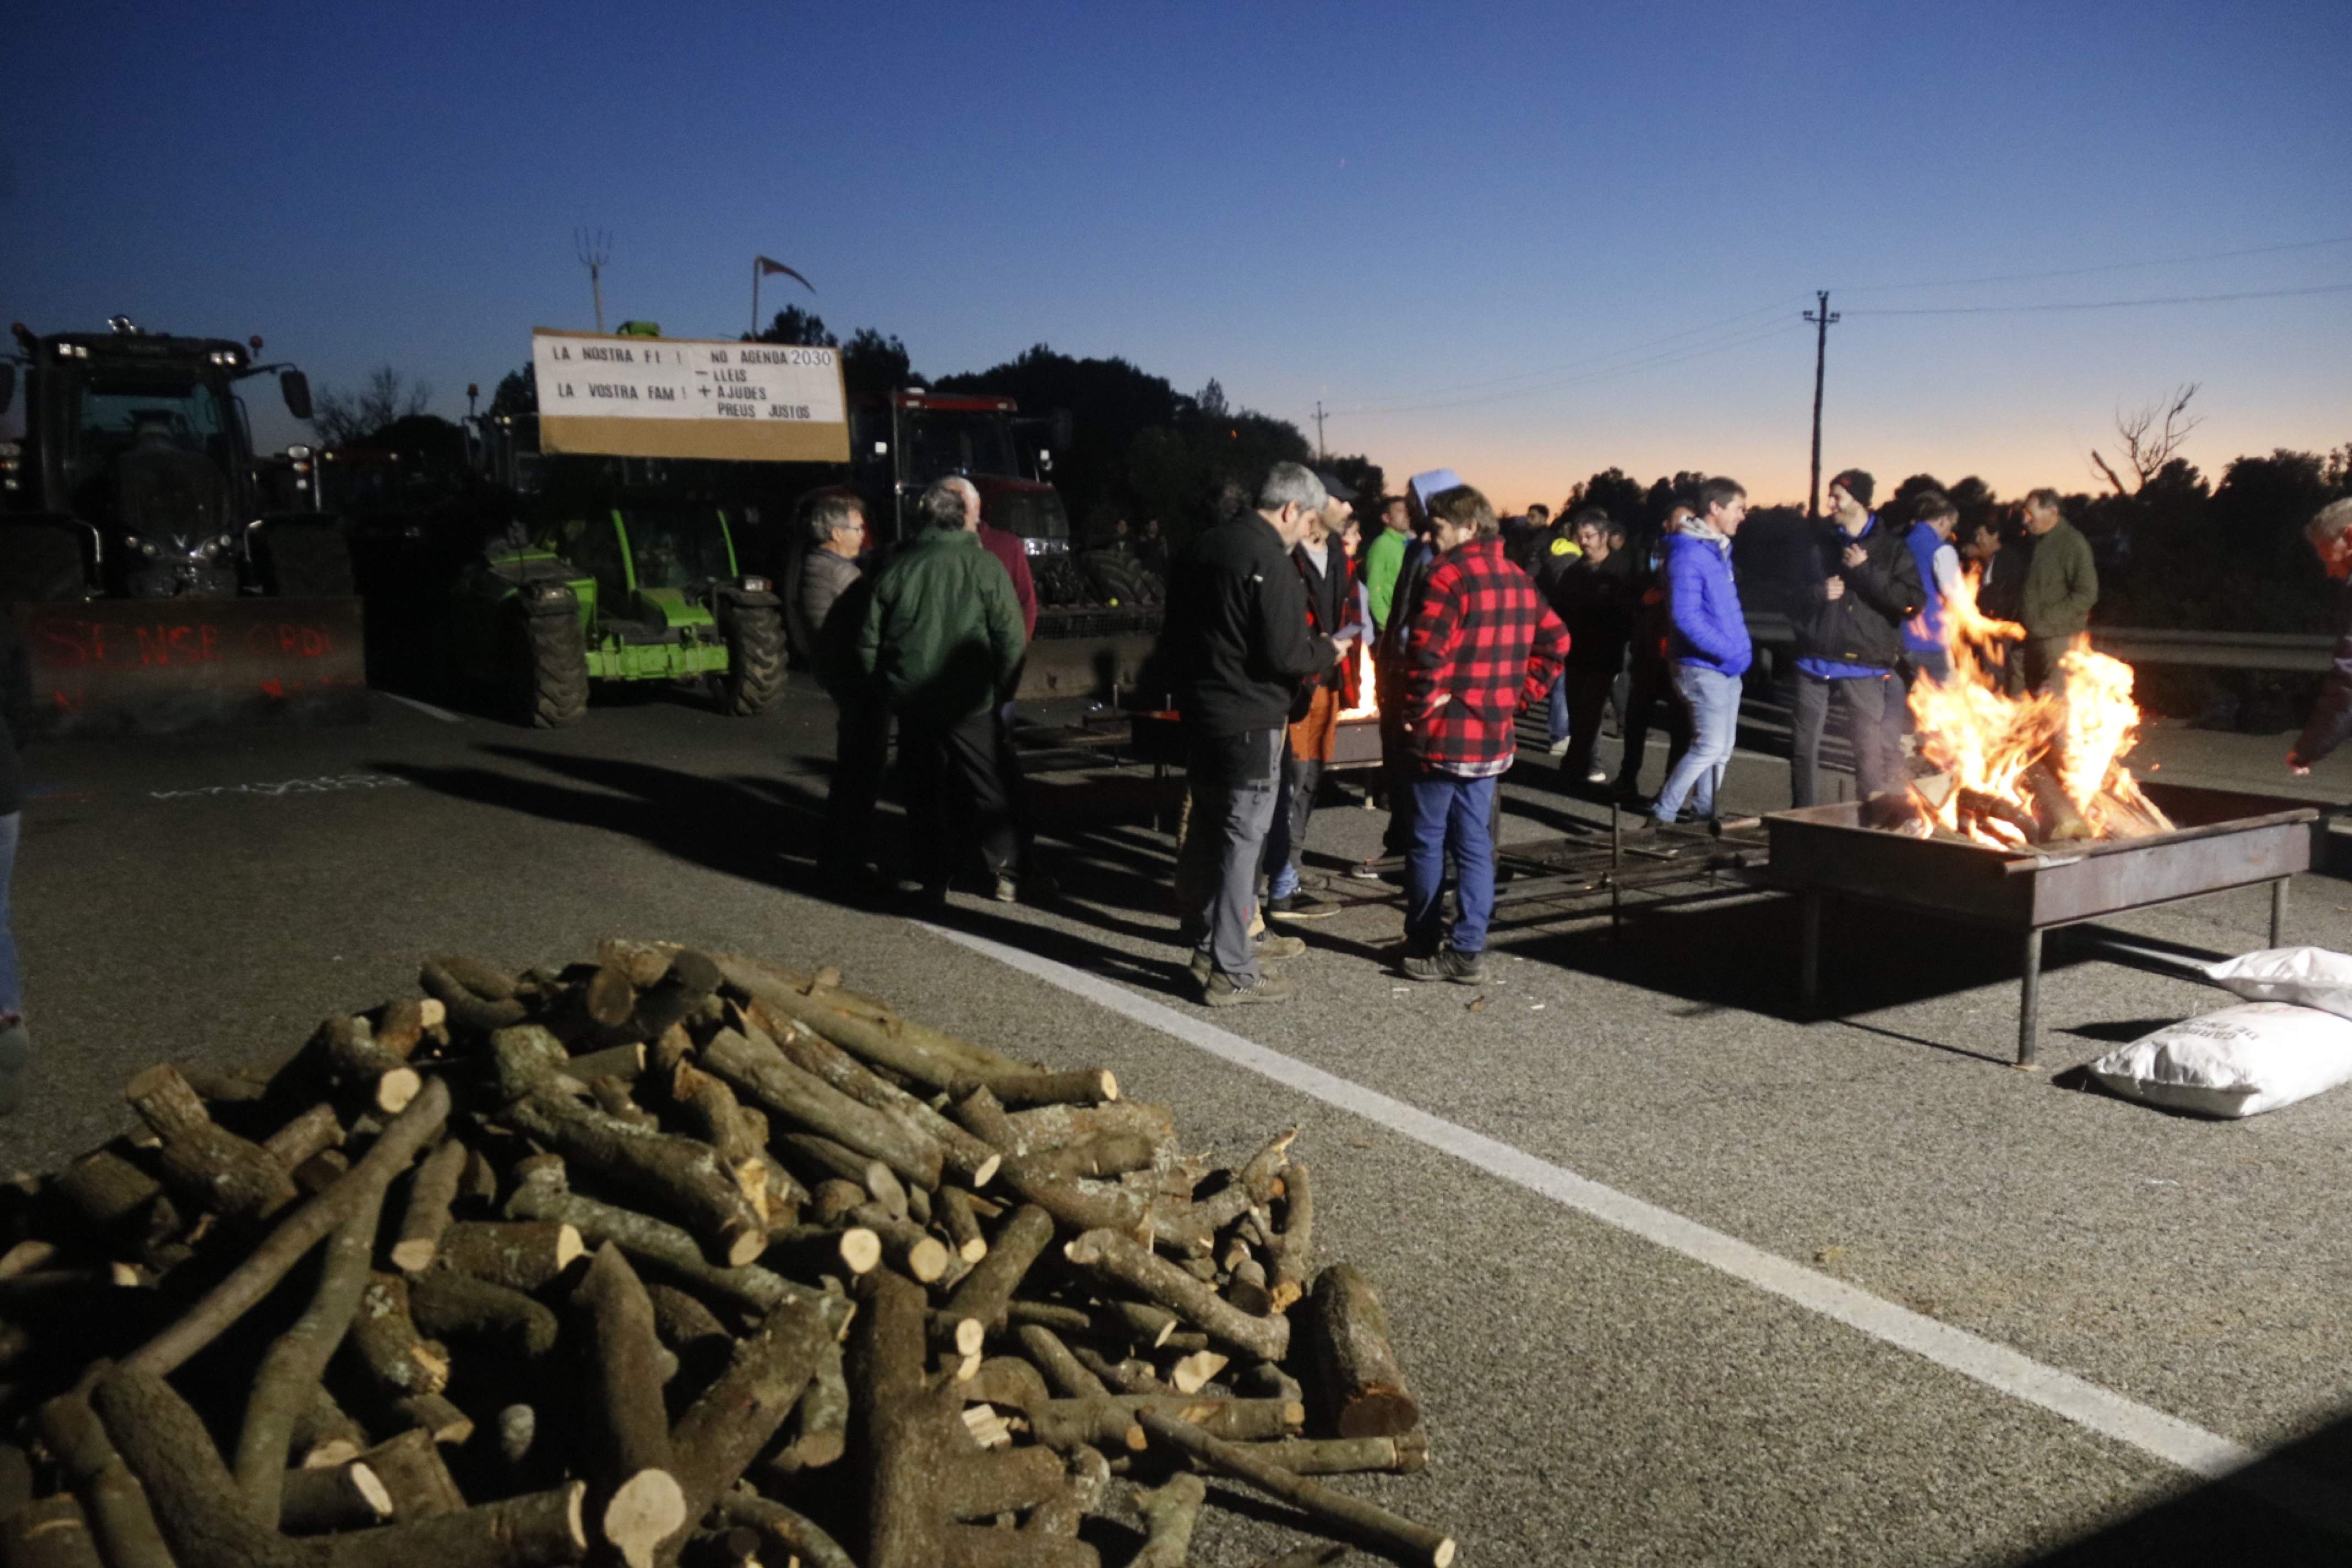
[857,477,1030,903]
[1360,494,1410,633]
[2017,487,2098,692]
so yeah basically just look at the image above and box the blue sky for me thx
[8,0,2348,508]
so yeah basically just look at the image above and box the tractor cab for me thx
[859,390,1071,558]
[2,318,329,600]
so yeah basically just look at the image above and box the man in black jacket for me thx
[1790,469,1923,808]
[1546,514,1635,788]
[2290,498,2352,777]
[1164,463,1343,1005]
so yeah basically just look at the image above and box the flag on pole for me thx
[755,257,814,293]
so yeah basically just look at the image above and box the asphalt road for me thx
[12,673,2352,1565]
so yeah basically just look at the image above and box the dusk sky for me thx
[8,1,2348,510]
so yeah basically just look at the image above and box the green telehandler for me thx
[445,493,786,727]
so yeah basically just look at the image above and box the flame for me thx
[1338,635,1379,720]
[1904,569,2155,846]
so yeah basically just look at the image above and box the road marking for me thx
[148,774,412,801]
[927,921,2352,1533]
[382,693,465,723]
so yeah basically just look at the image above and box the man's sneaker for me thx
[1345,858,1388,883]
[1546,737,1572,757]
[992,873,1021,903]
[1202,970,1295,1007]
[1402,948,1486,984]
[1585,767,1609,785]
[1267,890,1342,921]
[0,1021,26,1117]
[1255,933,1307,961]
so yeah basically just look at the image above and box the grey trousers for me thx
[1173,728,1283,984]
[1791,670,1907,808]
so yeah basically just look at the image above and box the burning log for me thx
[0,944,1447,1567]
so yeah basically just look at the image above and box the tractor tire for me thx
[508,608,589,728]
[721,604,787,716]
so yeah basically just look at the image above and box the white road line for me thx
[925,921,2352,1534]
[381,693,465,724]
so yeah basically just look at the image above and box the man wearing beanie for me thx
[1790,469,1921,810]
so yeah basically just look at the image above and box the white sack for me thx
[2202,946,2352,1020]
[2089,1002,2352,1118]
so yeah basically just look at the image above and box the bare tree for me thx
[2090,382,2202,494]
[312,365,433,447]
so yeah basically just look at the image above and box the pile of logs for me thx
[0,943,1453,1568]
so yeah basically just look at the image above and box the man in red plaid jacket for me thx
[1398,484,1569,981]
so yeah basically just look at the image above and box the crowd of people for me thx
[765,462,2352,1017]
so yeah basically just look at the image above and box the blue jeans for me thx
[1403,771,1498,955]
[1652,665,1741,823]
[0,812,19,1019]
[1545,672,1570,745]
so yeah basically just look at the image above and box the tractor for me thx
[443,460,786,727]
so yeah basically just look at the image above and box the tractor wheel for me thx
[508,608,589,728]
[721,604,787,716]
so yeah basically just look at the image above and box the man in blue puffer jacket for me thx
[1650,477,1752,826]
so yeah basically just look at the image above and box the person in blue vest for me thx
[1901,489,1963,685]
[1789,469,1921,810]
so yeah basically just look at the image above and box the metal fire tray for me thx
[1127,711,1384,772]
[1764,781,2323,1065]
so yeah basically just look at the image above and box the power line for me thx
[1834,233,2352,296]
[1338,298,1806,412]
[1844,280,2352,317]
[1347,318,1805,417]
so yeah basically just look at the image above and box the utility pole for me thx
[1803,290,1839,519]
[1313,401,1327,464]
[576,228,611,334]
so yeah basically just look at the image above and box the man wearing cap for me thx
[1264,473,1364,919]
[1790,469,1921,809]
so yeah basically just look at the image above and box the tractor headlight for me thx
[530,581,574,607]
[739,576,770,594]
[137,539,159,558]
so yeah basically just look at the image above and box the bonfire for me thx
[1899,571,2175,848]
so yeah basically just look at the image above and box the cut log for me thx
[645,1283,731,1356]
[125,1077,451,1377]
[434,1221,586,1292]
[666,1061,770,1221]
[261,1103,348,1173]
[764,1335,850,1473]
[500,1089,767,1267]
[1957,787,2041,844]
[410,1269,560,1359]
[699,1030,946,1193]
[808,1179,865,1225]
[235,1190,385,1523]
[1136,1409,1455,1567]
[346,1272,450,1398]
[1168,1348,1230,1395]
[1130,1472,1205,1568]
[1305,1263,1419,1439]
[951,1089,1152,1236]
[937,1203,1053,1342]
[501,1185,846,1329]
[39,1390,175,1568]
[391,1137,470,1273]
[323,1485,587,1568]
[1249,1431,1431,1475]
[960,1355,1049,1411]
[567,1245,684,1568]
[841,1209,946,1284]
[711,955,1026,1092]
[418,958,530,1037]
[1268,1158,1316,1313]
[935,1186,988,1262]
[1015,1133,1158,1184]
[1016,1324,1109,1398]
[1070,1346,1167,1396]
[971,1067,1119,1109]
[290,1389,367,1470]
[123,1064,301,1221]
[764,1225,881,1280]
[758,1011,1002,1188]
[92,1365,314,1568]
[312,1016,422,1118]
[2024,764,2093,843]
[277,1460,393,1535]
[1063,1229,1289,1361]
[390,1392,476,1446]
[998,1102,1178,1161]
[665,1294,831,1557]
[1027,1395,1303,1450]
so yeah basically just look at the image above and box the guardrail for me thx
[1744,614,2335,673]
